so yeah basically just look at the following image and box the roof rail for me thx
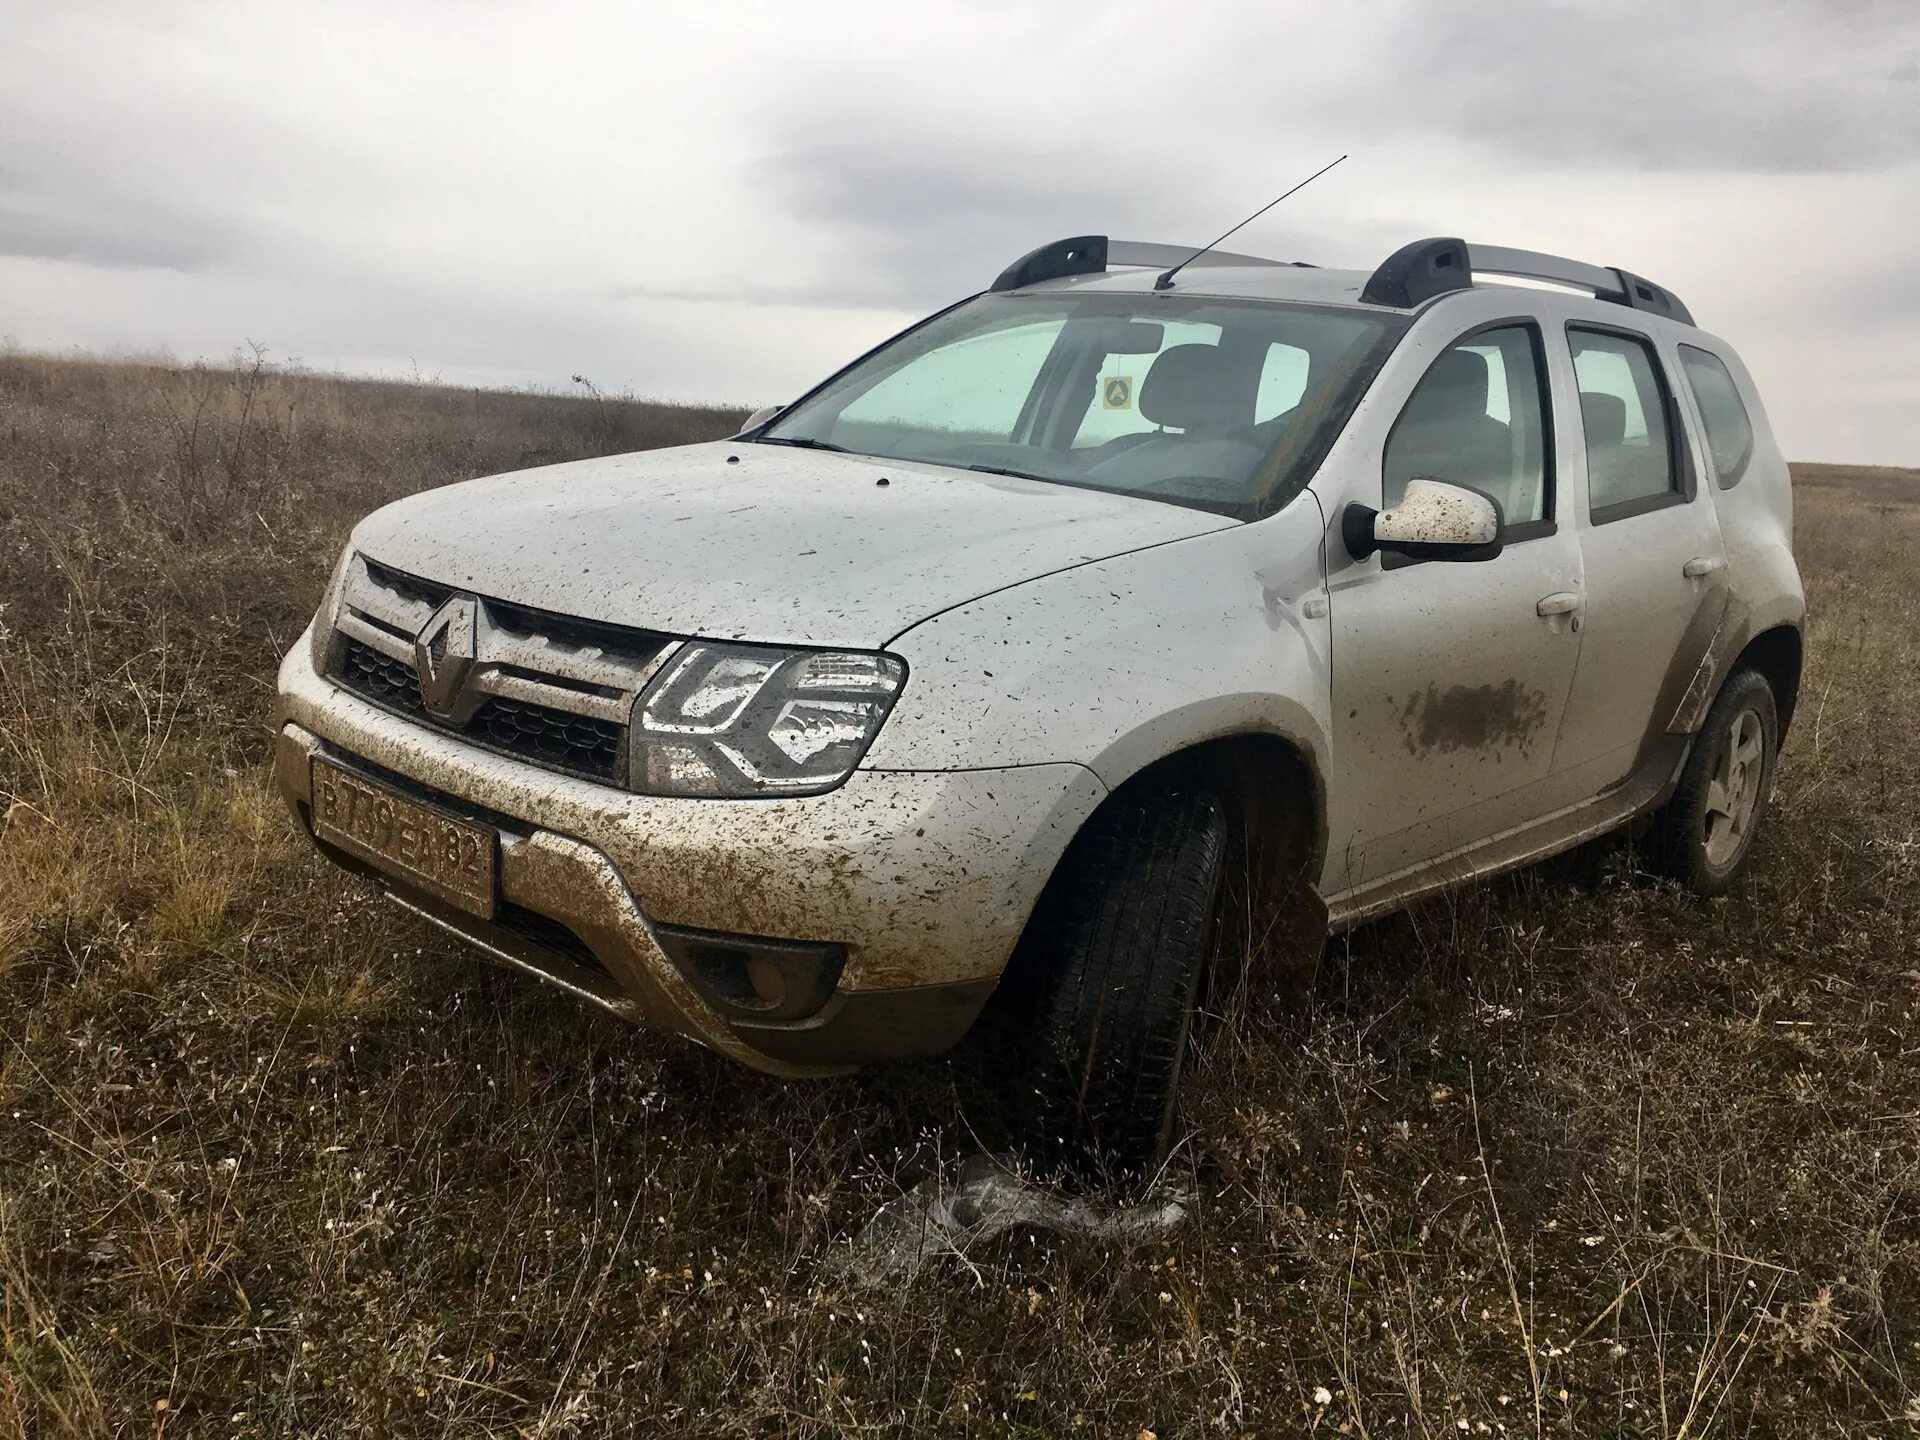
[1359,238,1694,325]
[989,236,1293,293]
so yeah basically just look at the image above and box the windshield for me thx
[757,292,1405,518]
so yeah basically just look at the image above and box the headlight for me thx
[630,643,906,798]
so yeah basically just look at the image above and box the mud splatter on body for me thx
[1399,679,1550,759]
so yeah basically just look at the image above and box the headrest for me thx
[1403,349,1491,429]
[1139,344,1245,433]
[1581,392,1627,448]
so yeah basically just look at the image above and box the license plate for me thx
[310,757,496,918]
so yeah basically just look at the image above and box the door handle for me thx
[1682,556,1724,579]
[1536,592,1581,617]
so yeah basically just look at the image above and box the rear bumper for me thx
[273,631,1105,1074]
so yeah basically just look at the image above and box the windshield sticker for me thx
[1102,376,1133,410]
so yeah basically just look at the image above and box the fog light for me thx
[652,921,845,1024]
[746,956,789,1009]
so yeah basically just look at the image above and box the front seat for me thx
[1385,349,1514,507]
[1137,344,1252,437]
[1082,344,1257,476]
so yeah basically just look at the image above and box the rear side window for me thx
[1568,327,1680,517]
[1383,323,1551,525]
[1679,344,1755,487]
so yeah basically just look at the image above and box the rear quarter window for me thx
[1678,344,1755,487]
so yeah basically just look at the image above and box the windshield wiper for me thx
[967,462,1048,483]
[752,435,850,453]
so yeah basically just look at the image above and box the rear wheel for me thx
[1020,785,1229,1180]
[1647,667,1779,894]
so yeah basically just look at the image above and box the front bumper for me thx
[273,631,1105,1075]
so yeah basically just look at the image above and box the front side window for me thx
[1383,324,1551,525]
[1569,327,1680,515]
[759,293,1405,518]
[1678,344,1754,487]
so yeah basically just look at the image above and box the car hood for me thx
[348,441,1236,648]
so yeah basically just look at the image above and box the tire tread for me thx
[1029,786,1227,1175]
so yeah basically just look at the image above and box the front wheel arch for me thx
[1094,729,1326,884]
[994,733,1326,1034]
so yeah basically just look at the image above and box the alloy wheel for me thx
[1703,706,1766,868]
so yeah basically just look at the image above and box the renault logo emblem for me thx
[414,596,480,720]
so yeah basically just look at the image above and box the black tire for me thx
[1022,785,1229,1180]
[1647,667,1779,895]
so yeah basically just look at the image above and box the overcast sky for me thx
[3,0,1915,463]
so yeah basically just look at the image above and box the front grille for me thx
[325,556,676,789]
[339,637,425,715]
[471,696,622,778]
[336,637,625,783]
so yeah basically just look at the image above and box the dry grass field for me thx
[2,352,1917,1437]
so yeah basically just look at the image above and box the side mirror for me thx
[1342,477,1505,563]
[740,404,785,432]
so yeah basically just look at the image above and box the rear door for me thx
[1548,318,1730,793]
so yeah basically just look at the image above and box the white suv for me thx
[275,236,1804,1172]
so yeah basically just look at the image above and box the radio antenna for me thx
[1154,153,1348,291]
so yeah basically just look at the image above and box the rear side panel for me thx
[1666,335,1804,733]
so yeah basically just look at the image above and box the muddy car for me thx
[274,235,1804,1172]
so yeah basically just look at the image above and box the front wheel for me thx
[1020,785,1229,1180]
[1647,667,1779,895]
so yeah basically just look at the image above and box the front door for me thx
[1323,312,1586,895]
[1548,320,1730,794]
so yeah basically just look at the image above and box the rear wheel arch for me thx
[1735,624,1802,738]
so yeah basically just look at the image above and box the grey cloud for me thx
[1816,255,1920,334]
[0,199,231,271]
[627,130,1411,313]
[611,280,907,312]
[721,140,1178,309]
[1303,0,1920,173]
[613,158,1132,310]
[0,121,244,271]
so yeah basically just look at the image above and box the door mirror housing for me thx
[1343,477,1505,563]
[741,404,785,432]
